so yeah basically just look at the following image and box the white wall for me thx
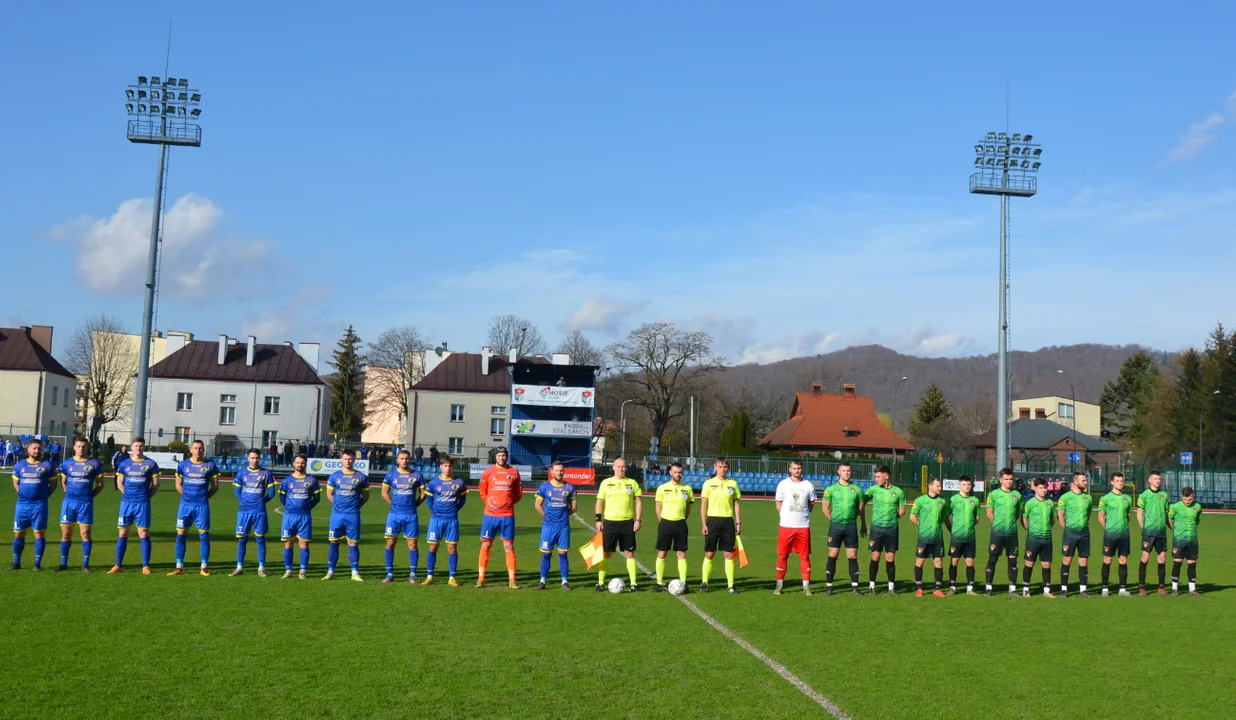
[0,370,75,437]
[147,378,328,446]
[410,389,509,454]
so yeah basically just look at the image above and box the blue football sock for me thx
[327,542,339,572]
[237,537,249,567]
[256,537,267,566]
[426,549,437,577]
[448,552,458,578]
[540,552,551,582]
[34,537,45,566]
[82,540,92,566]
[559,552,570,583]
[283,547,293,571]
[384,548,395,575]
[115,536,128,566]
[174,533,187,567]
[348,544,359,572]
[199,533,210,566]
[409,549,419,576]
[61,540,71,565]
[140,536,151,567]
[299,547,309,571]
[12,536,25,565]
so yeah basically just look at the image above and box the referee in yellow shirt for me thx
[654,461,694,592]
[594,458,643,592]
[700,457,742,594]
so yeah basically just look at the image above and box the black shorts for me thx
[703,517,736,554]
[988,531,1019,558]
[1061,530,1090,559]
[915,541,944,559]
[655,519,688,553]
[1172,541,1199,561]
[1024,535,1053,563]
[602,519,636,553]
[868,525,899,554]
[827,523,859,549]
[1141,535,1167,554]
[950,539,977,559]
[1102,534,1131,558]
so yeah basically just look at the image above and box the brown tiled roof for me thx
[411,353,546,394]
[757,390,915,452]
[149,341,323,385]
[0,327,74,378]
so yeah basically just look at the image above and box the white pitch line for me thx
[572,514,849,719]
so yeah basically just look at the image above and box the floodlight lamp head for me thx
[997,145,1007,154]
[150,104,160,114]
[998,132,1008,140]
[1024,134,1033,142]
[137,103,147,113]
[986,158,995,166]
[1033,148,1042,156]
[996,159,1007,167]
[151,76,160,85]
[1012,147,1021,155]
[138,90,147,99]
[190,93,201,102]
[178,106,187,116]
[178,78,188,87]
[126,89,134,99]
[167,77,177,86]
[137,76,148,85]
[1012,133,1022,141]
[1021,159,1030,169]
[178,92,187,101]
[190,108,201,118]
[986,145,995,153]
[126,103,134,113]
[986,132,997,140]
[975,144,984,153]
[1032,161,1041,170]
[975,157,983,166]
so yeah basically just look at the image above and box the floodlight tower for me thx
[125,75,202,438]
[970,132,1042,474]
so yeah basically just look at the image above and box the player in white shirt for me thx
[773,459,816,595]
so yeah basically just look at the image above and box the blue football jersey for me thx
[59,457,103,501]
[426,476,467,519]
[13,459,58,503]
[235,466,276,512]
[280,475,320,514]
[383,468,424,514]
[327,470,369,514]
[118,457,160,501]
[176,459,220,504]
[537,481,575,527]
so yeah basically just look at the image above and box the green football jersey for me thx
[985,488,1022,534]
[949,494,982,540]
[822,482,864,525]
[911,493,949,543]
[1099,491,1133,536]
[1057,491,1093,533]
[1137,489,1170,535]
[865,484,905,529]
[1169,501,1202,543]
[1023,496,1055,538]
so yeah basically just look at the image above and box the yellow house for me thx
[1010,395,1100,437]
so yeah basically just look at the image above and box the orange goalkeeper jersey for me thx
[480,465,522,517]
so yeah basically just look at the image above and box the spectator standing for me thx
[105,435,116,463]
[307,441,317,457]
[429,445,440,466]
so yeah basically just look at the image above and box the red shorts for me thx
[777,527,811,556]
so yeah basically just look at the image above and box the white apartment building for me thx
[0,325,77,439]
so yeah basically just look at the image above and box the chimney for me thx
[481,346,491,376]
[246,335,256,366]
[166,334,187,356]
[27,325,53,354]
[551,353,570,366]
[284,341,293,347]
[841,383,856,396]
[218,334,228,365]
[297,342,320,374]
[508,347,518,364]
[810,382,823,394]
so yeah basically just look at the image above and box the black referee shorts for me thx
[704,517,736,554]
[655,519,688,553]
[602,519,636,553]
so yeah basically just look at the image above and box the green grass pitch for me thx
[1,480,1233,719]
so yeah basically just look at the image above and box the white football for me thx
[667,578,686,596]
[607,577,627,594]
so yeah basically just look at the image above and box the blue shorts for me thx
[118,501,152,530]
[235,511,270,537]
[426,517,460,544]
[540,524,571,552]
[176,503,211,532]
[480,515,516,542]
[384,512,420,539]
[13,502,48,532]
[281,513,313,541]
[59,499,95,527]
[328,513,361,542]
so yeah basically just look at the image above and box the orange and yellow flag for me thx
[735,535,749,568]
[578,532,605,570]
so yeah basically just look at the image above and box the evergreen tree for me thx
[718,411,753,455]
[1173,348,1205,450]
[1200,323,1236,466]
[327,325,368,443]
[1098,351,1160,445]
[908,384,952,439]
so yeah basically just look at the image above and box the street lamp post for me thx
[125,75,203,439]
[971,132,1041,473]
[891,376,908,463]
[619,399,634,458]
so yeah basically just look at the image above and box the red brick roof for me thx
[149,341,323,385]
[757,390,914,453]
[0,327,74,378]
[411,353,547,394]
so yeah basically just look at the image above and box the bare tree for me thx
[64,314,137,441]
[366,326,431,431]
[555,328,605,368]
[606,322,725,444]
[487,314,547,356]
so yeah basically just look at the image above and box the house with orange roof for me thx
[757,382,915,457]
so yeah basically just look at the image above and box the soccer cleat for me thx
[1079,591,1094,599]
[281,570,292,579]
[167,568,184,576]
[868,586,878,596]
[887,588,898,597]
[257,568,267,578]
[351,573,364,582]
[421,577,435,587]
[447,577,459,587]
[699,583,710,593]
[915,588,924,598]
[1189,590,1202,597]
[947,587,956,596]
[803,588,814,597]
[382,575,394,584]
[1043,591,1056,599]
[475,579,486,589]
[1156,587,1168,596]
[1022,588,1031,598]
[1101,588,1110,598]
[55,564,69,572]
[408,576,418,586]
[1171,589,1179,596]
[653,584,665,593]
[595,583,606,592]
[105,565,121,575]
[561,582,572,591]
[1139,588,1147,597]
[82,566,92,574]
[1118,588,1132,597]
[727,587,739,595]
[823,587,832,596]
[537,581,547,590]
[322,571,334,581]
[984,588,993,596]
[230,568,244,577]
[298,570,307,580]
[773,587,783,596]
[932,589,947,598]
[852,588,862,596]
[966,588,979,596]
[141,566,152,576]
[33,564,42,572]
[630,585,643,593]
[199,568,211,577]
[7,563,19,571]
[507,581,520,590]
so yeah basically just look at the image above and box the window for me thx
[1018,407,1031,419]
[174,426,191,443]
[264,396,281,415]
[1059,403,1075,419]
[52,387,59,406]
[490,418,506,435]
[491,406,506,415]
[448,437,464,454]
[177,392,194,411]
[219,406,236,425]
[261,430,278,447]
[220,394,237,403]
[450,404,465,423]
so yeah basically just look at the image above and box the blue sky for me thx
[3,2,1235,363]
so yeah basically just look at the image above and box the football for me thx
[607,577,627,594]
[667,579,686,596]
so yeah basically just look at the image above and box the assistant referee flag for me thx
[578,532,604,569]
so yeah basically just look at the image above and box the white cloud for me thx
[852,324,977,357]
[735,330,842,364]
[562,297,645,335]
[241,285,336,344]
[1163,90,1236,163]
[49,194,268,301]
